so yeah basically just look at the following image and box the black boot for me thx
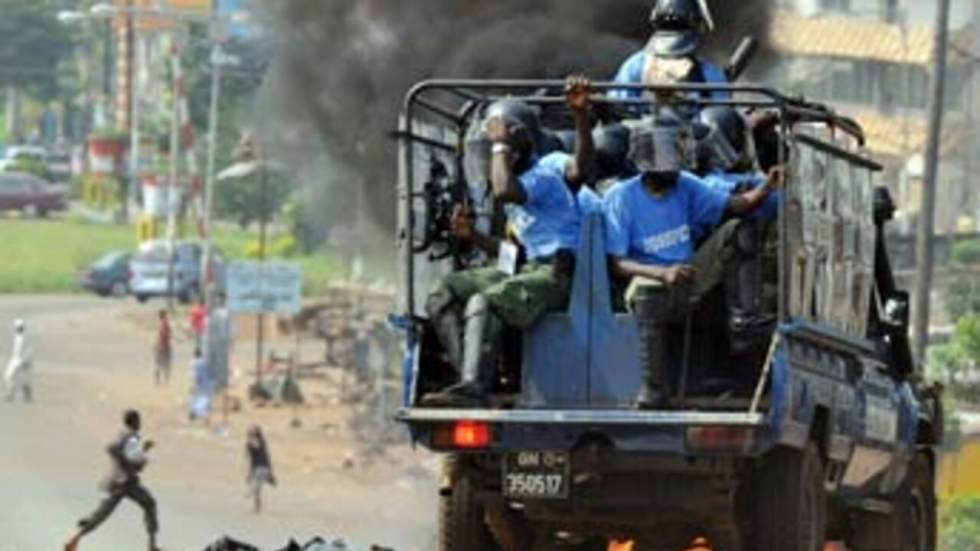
[633,289,672,410]
[421,295,495,408]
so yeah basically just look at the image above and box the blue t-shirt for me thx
[702,171,780,221]
[603,171,729,266]
[507,152,581,261]
[610,50,730,100]
[536,151,603,216]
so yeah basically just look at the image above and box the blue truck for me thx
[394,81,943,551]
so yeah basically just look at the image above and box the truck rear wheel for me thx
[439,474,497,551]
[749,443,827,551]
[899,455,936,551]
[847,454,936,551]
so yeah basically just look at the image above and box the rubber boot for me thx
[421,295,496,408]
[432,307,464,370]
[632,289,672,409]
[426,288,463,369]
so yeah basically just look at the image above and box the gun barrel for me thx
[726,36,759,81]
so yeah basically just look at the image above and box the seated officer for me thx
[611,0,728,103]
[422,81,595,408]
[698,106,781,326]
[602,114,782,408]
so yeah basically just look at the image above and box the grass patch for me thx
[0,217,345,295]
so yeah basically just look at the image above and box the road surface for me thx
[0,295,436,550]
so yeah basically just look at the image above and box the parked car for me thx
[80,251,132,298]
[0,171,67,217]
[129,241,225,304]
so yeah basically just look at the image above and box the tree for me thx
[928,314,980,402]
[0,0,77,99]
[947,239,980,320]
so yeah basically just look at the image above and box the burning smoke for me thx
[257,0,774,232]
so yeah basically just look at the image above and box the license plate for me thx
[503,452,570,499]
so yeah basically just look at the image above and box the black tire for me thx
[439,474,496,551]
[136,294,149,304]
[847,454,937,551]
[748,443,827,551]
[899,455,937,551]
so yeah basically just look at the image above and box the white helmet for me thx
[14,319,25,331]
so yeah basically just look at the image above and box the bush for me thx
[943,496,980,551]
[244,234,298,259]
[952,239,980,266]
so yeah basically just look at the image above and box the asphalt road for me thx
[0,295,436,551]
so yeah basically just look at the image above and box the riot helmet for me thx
[629,113,695,178]
[594,123,633,180]
[482,99,543,165]
[698,106,751,172]
[648,0,714,57]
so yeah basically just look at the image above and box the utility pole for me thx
[202,40,224,314]
[913,0,951,365]
[256,163,269,388]
[125,0,137,224]
[165,42,182,312]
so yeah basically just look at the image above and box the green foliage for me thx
[281,195,329,254]
[0,0,77,99]
[215,171,293,229]
[928,314,980,402]
[4,156,51,180]
[947,239,980,320]
[953,239,980,266]
[0,218,340,294]
[244,235,298,259]
[942,496,980,551]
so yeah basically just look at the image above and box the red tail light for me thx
[685,426,755,453]
[432,420,492,450]
[454,421,491,448]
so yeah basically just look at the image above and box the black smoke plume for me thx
[257,0,774,231]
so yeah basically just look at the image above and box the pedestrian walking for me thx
[189,300,206,351]
[4,319,33,402]
[245,425,276,513]
[65,409,160,551]
[189,348,213,421]
[154,310,172,386]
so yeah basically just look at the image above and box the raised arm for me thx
[487,119,527,205]
[724,166,783,218]
[563,76,597,191]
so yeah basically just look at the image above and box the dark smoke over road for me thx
[258,0,773,231]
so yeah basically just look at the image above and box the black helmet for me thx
[483,99,543,156]
[698,106,749,171]
[594,123,633,179]
[648,0,714,57]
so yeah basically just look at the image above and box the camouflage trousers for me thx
[426,261,572,350]
[625,219,742,315]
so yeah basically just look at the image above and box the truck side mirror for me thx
[883,291,910,331]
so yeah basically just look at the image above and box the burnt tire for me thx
[748,443,827,551]
[439,473,497,551]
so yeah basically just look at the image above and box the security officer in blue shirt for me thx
[611,0,729,103]
[603,114,782,408]
[698,106,781,330]
[422,79,596,407]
